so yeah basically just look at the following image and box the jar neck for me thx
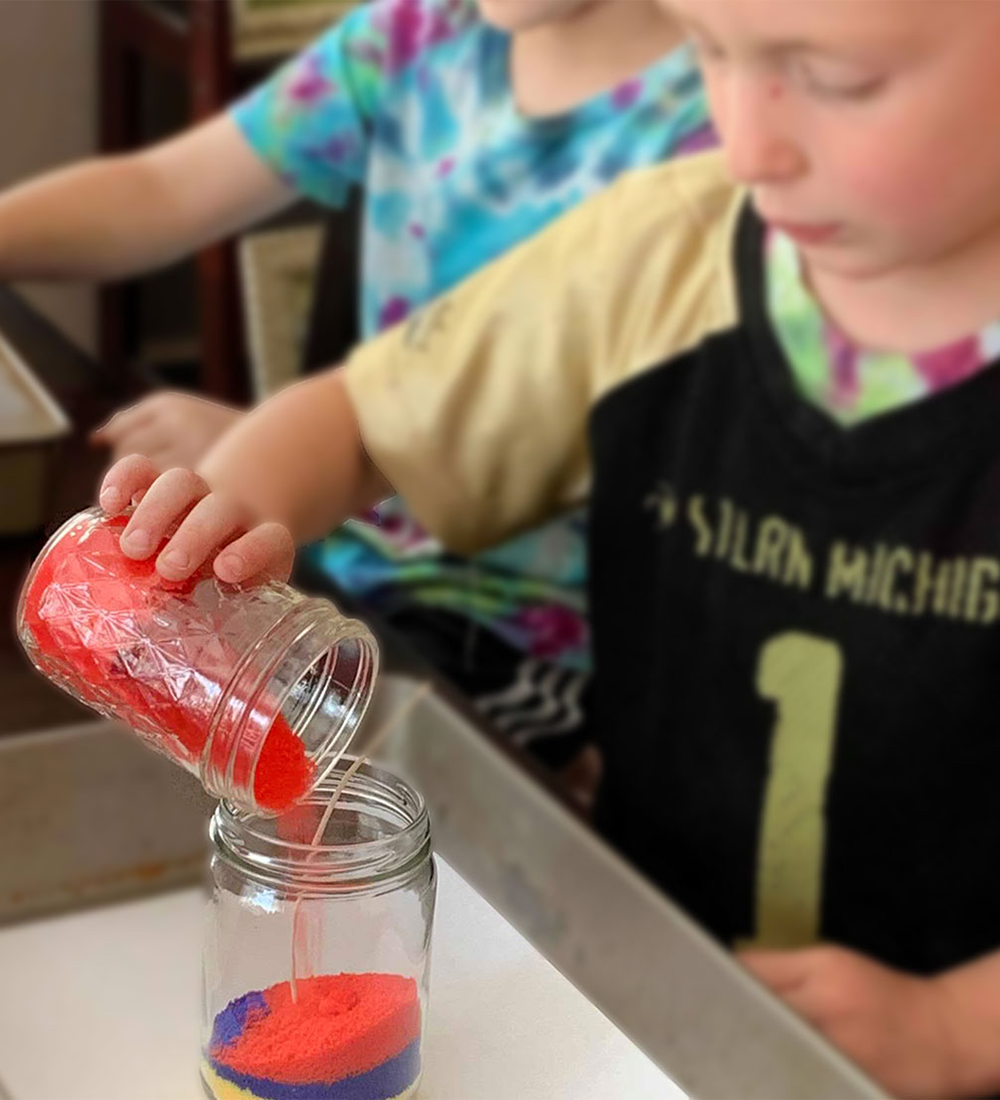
[200,597,378,813]
[210,761,431,897]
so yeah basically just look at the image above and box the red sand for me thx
[21,513,313,811]
[211,974,420,1085]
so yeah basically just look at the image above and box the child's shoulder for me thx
[573,152,745,384]
[591,151,743,288]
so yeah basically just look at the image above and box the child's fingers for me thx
[91,403,154,445]
[99,454,161,515]
[154,493,250,581]
[120,467,209,559]
[214,523,295,585]
[739,949,812,994]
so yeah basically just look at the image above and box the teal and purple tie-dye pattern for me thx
[767,228,1000,428]
[232,0,711,671]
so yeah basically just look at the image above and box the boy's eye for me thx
[794,59,885,101]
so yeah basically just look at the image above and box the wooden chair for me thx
[100,0,257,402]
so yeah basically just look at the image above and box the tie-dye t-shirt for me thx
[767,228,1000,427]
[232,0,712,671]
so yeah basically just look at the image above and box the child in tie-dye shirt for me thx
[0,0,711,768]
[227,0,712,762]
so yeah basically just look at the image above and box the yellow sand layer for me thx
[199,1060,421,1100]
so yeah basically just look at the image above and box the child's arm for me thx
[0,0,403,284]
[197,369,389,545]
[0,116,293,281]
[742,944,1000,1098]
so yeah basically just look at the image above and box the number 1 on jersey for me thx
[750,633,843,948]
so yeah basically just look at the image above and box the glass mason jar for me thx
[16,507,378,814]
[201,761,436,1100]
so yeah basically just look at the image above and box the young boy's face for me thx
[667,0,1000,280]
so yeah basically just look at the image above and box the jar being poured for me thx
[16,507,379,814]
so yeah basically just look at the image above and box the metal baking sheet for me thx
[369,676,885,1100]
[0,722,212,924]
[0,332,70,444]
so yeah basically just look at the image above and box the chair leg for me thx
[188,0,247,403]
[98,1,144,388]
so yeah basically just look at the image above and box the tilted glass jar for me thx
[17,507,378,814]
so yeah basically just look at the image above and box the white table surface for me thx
[0,858,683,1100]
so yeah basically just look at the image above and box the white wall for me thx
[0,0,97,353]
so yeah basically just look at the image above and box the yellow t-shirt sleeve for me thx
[341,151,740,555]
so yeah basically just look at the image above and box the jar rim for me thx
[200,603,378,814]
[210,758,431,894]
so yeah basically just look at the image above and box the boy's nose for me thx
[720,78,806,187]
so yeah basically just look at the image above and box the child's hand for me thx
[91,392,244,469]
[99,454,295,585]
[740,945,958,1099]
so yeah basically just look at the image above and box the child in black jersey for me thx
[96,2,1000,1094]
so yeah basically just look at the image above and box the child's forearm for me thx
[0,116,290,281]
[196,369,390,545]
[0,156,197,280]
[936,948,1000,1096]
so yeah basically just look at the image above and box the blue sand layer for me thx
[209,1038,422,1100]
